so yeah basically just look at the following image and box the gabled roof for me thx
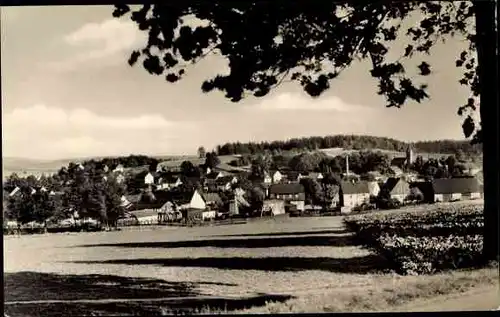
[133,190,174,210]
[269,183,305,194]
[129,209,159,219]
[391,157,407,166]
[215,175,237,185]
[381,177,409,194]
[157,172,181,184]
[125,194,142,204]
[340,181,370,194]
[284,171,301,180]
[206,171,223,180]
[389,166,404,176]
[166,189,199,206]
[432,177,481,194]
[202,192,222,204]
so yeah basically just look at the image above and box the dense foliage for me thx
[97,155,160,171]
[113,1,487,141]
[344,204,485,275]
[4,162,126,228]
[215,135,482,157]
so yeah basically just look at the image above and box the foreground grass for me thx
[235,266,498,313]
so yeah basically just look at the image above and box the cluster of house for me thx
[117,157,483,224]
[3,150,484,226]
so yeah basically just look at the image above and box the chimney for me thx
[346,155,350,176]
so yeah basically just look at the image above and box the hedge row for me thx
[344,205,484,275]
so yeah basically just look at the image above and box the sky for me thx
[1,5,477,160]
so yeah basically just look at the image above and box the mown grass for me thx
[4,204,497,315]
[237,266,498,313]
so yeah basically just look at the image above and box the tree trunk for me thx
[474,1,499,262]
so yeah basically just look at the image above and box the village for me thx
[4,142,483,233]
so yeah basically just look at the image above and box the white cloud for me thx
[49,19,147,71]
[250,92,371,112]
[2,104,198,159]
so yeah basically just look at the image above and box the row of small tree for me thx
[4,162,126,228]
[214,135,481,158]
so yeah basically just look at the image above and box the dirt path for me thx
[393,285,499,312]
[3,295,258,305]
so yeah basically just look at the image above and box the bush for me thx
[344,204,485,275]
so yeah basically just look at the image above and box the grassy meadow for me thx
[4,203,497,315]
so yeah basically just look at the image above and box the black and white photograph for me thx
[2,1,499,316]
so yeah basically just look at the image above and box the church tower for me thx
[406,145,414,170]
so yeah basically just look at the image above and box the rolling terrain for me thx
[3,146,482,181]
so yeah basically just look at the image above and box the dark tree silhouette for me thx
[197,146,206,159]
[112,1,498,261]
[204,151,221,169]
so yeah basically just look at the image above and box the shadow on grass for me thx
[73,234,360,249]
[205,229,351,238]
[352,226,484,238]
[4,272,292,316]
[71,254,391,274]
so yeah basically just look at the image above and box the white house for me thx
[116,174,125,184]
[113,164,125,173]
[367,181,380,197]
[263,172,273,184]
[432,177,482,202]
[202,210,217,220]
[272,171,283,183]
[129,210,159,225]
[144,172,155,185]
[340,181,370,209]
[263,200,286,216]
[9,187,21,197]
[380,178,411,203]
[268,183,306,212]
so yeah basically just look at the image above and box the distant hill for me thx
[2,154,238,180]
[318,148,453,160]
[215,134,483,158]
[3,134,483,180]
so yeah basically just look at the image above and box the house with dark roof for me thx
[390,157,407,169]
[201,192,223,209]
[283,171,302,183]
[206,171,225,180]
[156,173,183,190]
[166,189,207,210]
[340,181,370,208]
[215,176,238,191]
[268,183,306,211]
[432,177,482,202]
[380,177,411,203]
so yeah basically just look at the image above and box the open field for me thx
[4,203,498,315]
[2,155,240,180]
[318,147,453,160]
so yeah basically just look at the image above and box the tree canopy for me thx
[113,1,485,141]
